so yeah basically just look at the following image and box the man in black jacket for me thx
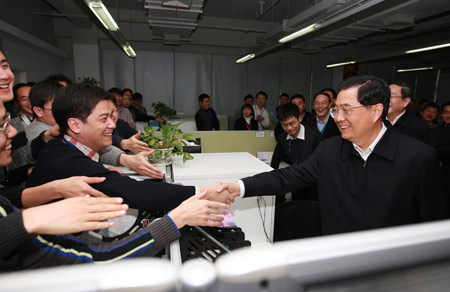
[26,84,232,210]
[215,75,446,235]
[387,81,430,143]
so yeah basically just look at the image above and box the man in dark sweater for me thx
[195,93,220,131]
[26,84,232,210]
[214,75,446,235]
[271,103,322,202]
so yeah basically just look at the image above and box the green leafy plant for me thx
[152,102,177,119]
[139,122,196,162]
[77,76,100,86]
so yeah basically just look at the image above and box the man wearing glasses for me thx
[215,75,445,235]
[386,81,430,143]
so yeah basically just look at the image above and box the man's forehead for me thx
[336,87,359,105]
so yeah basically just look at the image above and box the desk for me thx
[170,152,275,247]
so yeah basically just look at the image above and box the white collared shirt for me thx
[352,123,387,161]
[286,124,305,141]
[388,109,406,125]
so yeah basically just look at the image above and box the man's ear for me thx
[67,118,82,134]
[33,106,44,118]
[403,97,411,108]
[372,103,384,122]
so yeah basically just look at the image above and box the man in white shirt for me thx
[253,91,270,130]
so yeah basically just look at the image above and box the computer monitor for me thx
[214,220,450,292]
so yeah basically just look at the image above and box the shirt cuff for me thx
[238,180,245,198]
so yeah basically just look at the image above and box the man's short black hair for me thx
[44,74,73,85]
[132,92,143,101]
[256,91,268,99]
[198,93,210,102]
[108,87,123,96]
[240,103,255,117]
[389,81,412,99]
[320,88,336,99]
[53,84,115,134]
[29,80,63,111]
[338,75,390,120]
[277,103,300,122]
[13,82,34,101]
[123,88,133,95]
[279,93,289,99]
[422,102,439,113]
[441,101,450,113]
[313,91,331,103]
[244,94,253,102]
[290,93,305,103]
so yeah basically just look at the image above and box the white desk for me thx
[171,152,275,247]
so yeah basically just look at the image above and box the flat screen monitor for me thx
[214,220,450,292]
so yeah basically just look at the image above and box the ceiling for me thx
[40,0,450,67]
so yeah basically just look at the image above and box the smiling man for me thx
[215,75,446,235]
[26,84,231,211]
[0,50,15,103]
[304,92,340,139]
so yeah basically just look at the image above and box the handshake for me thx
[199,181,242,204]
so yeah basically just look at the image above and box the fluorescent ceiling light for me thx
[86,0,119,31]
[405,43,450,54]
[123,44,136,58]
[236,54,255,64]
[279,23,321,44]
[326,61,356,68]
[397,67,435,73]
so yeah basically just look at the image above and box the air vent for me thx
[163,0,192,9]
[382,14,415,30]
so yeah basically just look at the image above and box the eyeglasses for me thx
[43,108,52,111]
[330,105,365,118]
[0,113,11,132]
[390,95,402,99]
[280,120,299,128]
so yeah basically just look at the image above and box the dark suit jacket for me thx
[234,117,258,130]
[303,114,340,140]
[243,126,446,235]
[392,111,430,143]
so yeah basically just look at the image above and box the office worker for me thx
[195,93,220,131]
[234,103,258,131]
[26,84,232,211]
[271,103,321,202]
[214,75,446,235]
[253,91,270,130]
[303,92,340,139]
[387,81,430,143]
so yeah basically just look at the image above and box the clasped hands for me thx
[199,181,241,204]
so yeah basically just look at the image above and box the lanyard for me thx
[288,139,301,163]
[62,137,79,151]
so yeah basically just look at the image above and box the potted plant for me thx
[152,102,177,119]
[139,122,196,163]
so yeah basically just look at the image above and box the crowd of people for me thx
[1,45,449,273]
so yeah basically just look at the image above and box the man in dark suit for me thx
[304,92,340,140]
[387,81,430,143]
[215,75,446,235]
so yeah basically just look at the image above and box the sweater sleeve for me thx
[0,204,35,261]
[99,145,124,166]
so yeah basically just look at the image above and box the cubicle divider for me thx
[185,130,276,157]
